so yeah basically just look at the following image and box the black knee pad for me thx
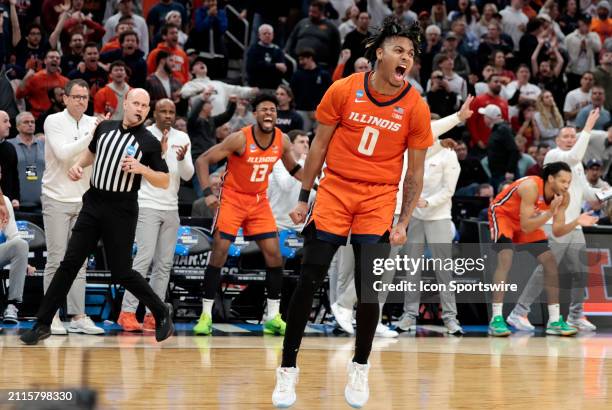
[301,228,339,267]
[299,264,329,290]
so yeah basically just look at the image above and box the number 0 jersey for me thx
[316,71,433,185]
[222,125,283,194]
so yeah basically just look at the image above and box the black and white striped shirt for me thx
[88,121,168,197]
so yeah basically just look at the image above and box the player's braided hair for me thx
[364,16,422,62]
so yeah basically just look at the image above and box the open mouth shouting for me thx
[393,64,407,82]
[262,116,274,127]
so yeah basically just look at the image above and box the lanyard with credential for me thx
[19,142,39,181]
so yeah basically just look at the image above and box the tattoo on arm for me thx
[399,174,419,224]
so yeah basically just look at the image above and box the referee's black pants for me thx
[36,188,167,326]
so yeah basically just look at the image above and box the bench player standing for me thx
[194,93,303,336]
[272,17,433,408]
[487,162,599,337]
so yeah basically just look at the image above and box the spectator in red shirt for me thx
[591,1,612,44]
[467,74,509,156]
[15,49,68,118]
[60,0,105,54]
[94,60,131,120]
[147,23,189,85]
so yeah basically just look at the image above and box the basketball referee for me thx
[20,89,175,345]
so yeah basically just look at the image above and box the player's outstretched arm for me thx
[281,134,304,181]
[518,179,554,233]
[548,108,600,166]
[392,148,427,246]
[195,131,246,207]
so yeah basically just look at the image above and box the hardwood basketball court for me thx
[0,323,610,409]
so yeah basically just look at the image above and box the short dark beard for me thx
[257,122,273,134]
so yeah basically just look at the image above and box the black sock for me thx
[203,265,222,300]
[352,242,389,365]
[266,266,283,300]
[353,302,379,364]
[281,264,327,368]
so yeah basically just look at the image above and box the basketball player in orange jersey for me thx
[194,93,303,336]
[272,17,433,408]
[487,161,598,337]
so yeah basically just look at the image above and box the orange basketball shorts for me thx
[306,170,397,245]
[213,188,278,241]
[488,207,548,244]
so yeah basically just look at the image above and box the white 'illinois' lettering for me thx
[348,112,401,132]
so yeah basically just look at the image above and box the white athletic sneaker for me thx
[272,367,299,408]
[507,311,535,331]
[2,304,18,324]
[51,314,67,335]
[345,361,370,408]
[68,316,105,335]
[375,323,398,338]
[567,316,597,332]
[444,319,464,335]
[396,314,416,332]
[331,302,354,335]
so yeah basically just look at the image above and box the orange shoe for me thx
[143,313,156,332]
[117,311,142,332]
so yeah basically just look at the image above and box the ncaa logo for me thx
[250,144,257,152]
[356,90,364,98]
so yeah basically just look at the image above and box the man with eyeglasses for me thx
[21,88,174,345]
[38,79,105,336]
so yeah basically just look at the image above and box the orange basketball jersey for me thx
[490,176,550,219]
[222,125,283,194]
[316,71,433,185]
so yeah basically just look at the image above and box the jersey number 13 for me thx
[250,164,269,182]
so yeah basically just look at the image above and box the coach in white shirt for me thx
[118,99,193,331]
[268,130,313,231]
[509,109,603,332]
[396,125,462,335]
[42,79,104,335]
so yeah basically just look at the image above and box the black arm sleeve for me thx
[188,97,206,125]
[212,101,237,127]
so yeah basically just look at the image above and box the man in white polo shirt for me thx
[117,98,193,331]
[42,79,105,335]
